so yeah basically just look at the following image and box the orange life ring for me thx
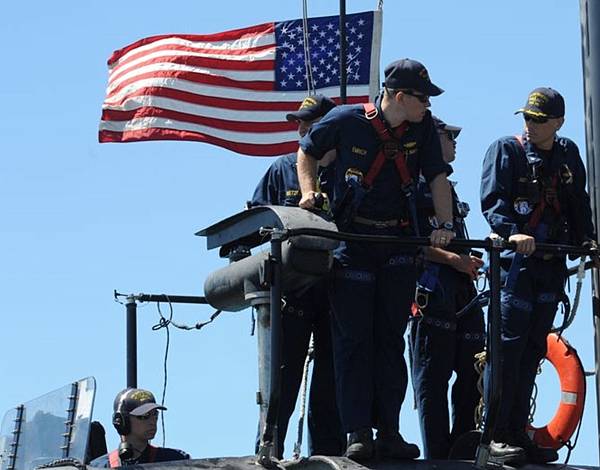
[526,333,586,449]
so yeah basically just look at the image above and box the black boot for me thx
[375,431,420,460]
[489,441,527,466]
[508,430,559,464]
[344,429,374,462]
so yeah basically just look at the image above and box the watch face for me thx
[442,221,454,230]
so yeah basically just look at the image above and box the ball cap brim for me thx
[286,95,336,122]
[433,116,461,138]
[129,402,167,416]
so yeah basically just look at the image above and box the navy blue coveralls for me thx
[480,134,595,436]
[410,176,485,459]
[300,104,448,436]
[249,153,345,457]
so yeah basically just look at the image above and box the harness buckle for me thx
[365,106,378,120]
[415,287,429,309]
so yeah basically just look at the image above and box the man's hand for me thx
[451,254,485,280]
[430,228,455,248]
[299,190,319,209]
[508,233,536,256]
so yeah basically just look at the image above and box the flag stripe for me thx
[99,129,299,156]
[104,79,370,108]
[102,107,297,133]
[110,40,276,78]
[107,23,276,66]
[108,60,275,94]
[102,94,368,122]
[100,117,297,144]
[106,69,275,101]
[110,49,276,86]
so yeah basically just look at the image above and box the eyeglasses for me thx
[524,114,548,124]
[399,89,430,104]
[133,410,159,420]
[438,130,456,141]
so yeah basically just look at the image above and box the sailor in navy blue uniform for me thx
[249,95,345,458]
[90,388,189,468]
[297,59,456,462]
[480,88,596,465]
[409,117,485,460]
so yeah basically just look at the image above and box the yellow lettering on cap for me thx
[419,69,429,80]
[130,390,153,402]
[528,92,549,107]
[299,97,317,110]
[352,146,367,155]
[403,141,417,149]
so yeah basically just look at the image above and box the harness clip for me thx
[415,288,429,309]
[365,106,378,120]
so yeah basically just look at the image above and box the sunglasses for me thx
[133,410,159,420]
[400,90,430,104]
[438,130,456,141]
[524,114,549,124]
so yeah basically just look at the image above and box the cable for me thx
[154,297,174,447]
[148,296,224,445]
[301,0,315,94]
[293,335,314,459]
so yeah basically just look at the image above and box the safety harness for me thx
[506,135,563,291]
[108,445,157,468]
[353,103,418,232]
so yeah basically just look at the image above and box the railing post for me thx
[476,237,503,468]
[125,295,137,388]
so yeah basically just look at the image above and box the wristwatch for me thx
[441,220,454,231]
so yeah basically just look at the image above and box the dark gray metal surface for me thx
[71,455,599,470]
[203,242,332,312]
[196,207,339,252]
[580,0,600,462]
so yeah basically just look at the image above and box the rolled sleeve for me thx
[299,108,343,160]
[419,115,449,182]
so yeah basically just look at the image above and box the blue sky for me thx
[1,0,597,465]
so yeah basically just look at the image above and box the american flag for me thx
[99,10,382,156]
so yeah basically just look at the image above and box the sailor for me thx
[480,87,597,465]
[90,388,189,467]
[410,117,485,459]
[249,94,345,458]
[297,58,455,461]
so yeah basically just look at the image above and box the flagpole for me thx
[339,0,347,104]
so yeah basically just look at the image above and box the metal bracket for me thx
[61,381,79,458]
[6,405,24,470]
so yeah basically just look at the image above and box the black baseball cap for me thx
[515,87,565,119]
[286,94,337,122]
[113,388,167,416]
[384,59,444,96]
[433,116,461,139]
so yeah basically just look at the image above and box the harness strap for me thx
[514,135,561,232]
[363,103,410,188]
[108,450,120,468]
